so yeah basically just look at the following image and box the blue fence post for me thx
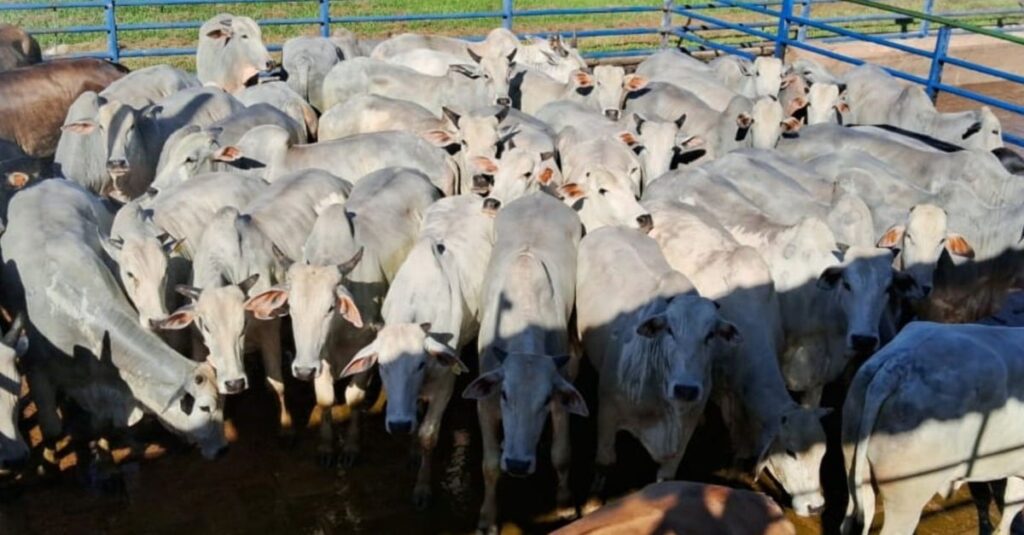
[926,25,951,101]
[319,0,330,37]
[796,0,811,42]
[775,0,794,59]
[105,0,119,62]
[502,0,514,30]
[661,0,674,48]
[920,0,934,37]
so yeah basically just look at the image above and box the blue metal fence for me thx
[2,0,1022,146]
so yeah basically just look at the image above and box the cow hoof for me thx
[412,488,431,511]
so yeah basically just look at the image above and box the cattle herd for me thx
[1,13,1024,535]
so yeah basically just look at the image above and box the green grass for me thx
[0,0,1021,69]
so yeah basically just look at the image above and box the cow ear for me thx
[714,320,742,345]
[237,273,260,296]
[623,74,648,92]
[423,129,456,147]
[737,112,754,128]
[467,48,483,64]
[554,378,589,417]
[618,132,644,154]
[462,369,503,400]
[449,64,481,79]
[244,287,290,320]
[675,113,688,129]
[150,305,196,331]
[781,117,802,133]
[780,73,798,89]
[213,145,242,162]
[637,314,669,338]
[817,266,843,290]
[962,121,982,140]
[6,172,29,190]
[472,156,499,175]
[572,71,594,89]
[892,270,924,300]
[946,233,975,259]
[441,107,462,128]
[334,285,363,328]
[786,96,808,116]
[835,99,850,114]
[558,182,586,202]
[61,121,97,134]
[537,165,556,186]
[340,343,377,378]
[205,27,233,40]
[425,336,468,374]
[876,225,905,249]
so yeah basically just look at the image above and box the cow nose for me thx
[504,458,532,477]
[808,503,826,515]
[387,419,414,435]
[496,96,512,107]
[636,214,654,233]
[472,175,493,194]
[920,284,933,296]
[672,383,701,401]
[850,335,878,353]
[292,365,320,381]
[223,378,247,394]
[483,198,501,213]
[604,109,621,120]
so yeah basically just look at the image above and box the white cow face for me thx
[592,65,647,120]
[760,406,830,517]
[104,232,177,329]
[630,114,705,181]
[807,83,841,125]
[153,275,261,395]
[753,56,784,98]
[471,149,559,204]
[817,247,923,354]
[559,169,651,233]
[750,97,800,149]
[467,48,518,107]
[340,323,467,434]
[153,128,221,189]
[463,351,587,476]
[245,249,364,381]
[162,362,226,460]
[876,204,975,296]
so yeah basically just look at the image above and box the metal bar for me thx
[776,0,794,58]
[661,0,674,48]
[0,2,104,9]
[670,7,777,41]
[843,0,1024,45]
[920,0,935,36]
[782,38,932,85]
[797,0,811,42]
[785,13,935,57]
[26,25,111,35]
[942,56,1024,87]
[932,81,1024,116]
[330,12,502,24]
[503,0,514,30]
[669,27,756,59]
[104,0,118,62]
[1004,133,1024,148]
[513,6,660,17]
[926,25,951,100]
[319,0,330,37]
[115,0,308,4]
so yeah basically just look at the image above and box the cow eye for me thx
[199,405,212,413]
[786,449,797,459]
[905,232,914,244]
[125,271,135,280]
[598,188,608,195]
[417,361,426,371]
[242,35,249,40]
[501,390,508,402]
[195,375,205,385]
[185,156,197,164]
[842,280,851,291]
[524,171,532,178]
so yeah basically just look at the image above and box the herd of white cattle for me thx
[1,12,1024,535]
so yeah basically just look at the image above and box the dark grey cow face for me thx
[340,323,467,434]
[761,405,830,517]
[164,362,227,460]
[463,351,588,476]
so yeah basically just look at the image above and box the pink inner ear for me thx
[7,173,29,189]
[424,130,452,145]
[619,132,638,145]
[877,228,902,248]
[245,290,288,319]
[472,156,498,174]
[338,296,364,329]
[538,167,554,185]
[560,183,584,200]
[625,75,648,91]
[575,73,593,87]
[216,146,241,162]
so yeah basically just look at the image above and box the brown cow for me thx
[0,58,128,158]
[553,481,795,535]
[0,24,41,71]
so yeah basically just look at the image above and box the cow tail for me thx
[842,356,903,535]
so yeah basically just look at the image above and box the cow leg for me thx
[313,360,336,468]
[876,482,932,535]
[477,399,501,534]
[413,380,453,510]
[800,385,824,408]
[550,402,574,515]
[28,369,61,473]
[997,476,1024,535]
[257,321,293,443]
[971,481,997,535]
[592,401,618,497]
[339,372,368,467]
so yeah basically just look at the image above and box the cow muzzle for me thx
[503,457,534,477]
[849,334,878,354]
[672,383,701,402]
[106,159,130,177]
[636,214,654,234]
[604,109,621,121]
[292,364,321,381]
[496,96,512,107]
[471,174,493,195]
[386,419,414,435]
[221,377,248,395]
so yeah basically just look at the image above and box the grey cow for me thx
[246,168,441,466]
[576,225,737,486]
[236,82,319,141]
[283,35,346,112]
[340,195,495,509]
[196,14,274,94]
[462,192,588,533]
[1,180,226,463]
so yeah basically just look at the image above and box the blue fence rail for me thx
[1,0,1022,146]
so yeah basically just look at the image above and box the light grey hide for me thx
[339,195,494,507]
[461,192,587,532]
[575,225,732,483]
[643,199,829,516]
[236,81,319,141]
[0,315,28,474]
[318,94,449,143]
[514,68,599,116]
[321,57,500,116]
[1,180,226,459]
[105,86,245,201]
[842,322,1024,535]
[215,125,459,194]
[283,36,345,112]
[245,168,441,464]
[196,13,274,94]
[634,49,744,112]
[152,103,305,191]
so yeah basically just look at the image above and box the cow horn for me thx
[3,312,25,347]
[338,247,364,276]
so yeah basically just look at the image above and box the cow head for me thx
[758,405,830,517]
[817,246,923,355]
[164,361,227,460]
[558,169,651,233]
[104,101,154,200]
[471,149,559,203]
[246,249,364,381]
[753,56,784,98]
[749,97,797,149]
[876,204,974,296]
[341,323,466,435]
[467,48,518,107]
[807,83,841,125]
[0,315,29,477]
[463,350,587,476]
[197,14,274,93]
[152,275,262,395]
[630,113,704,180]
[153,127,221,189]
[592,66,647,120]
[104,228,179,330]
